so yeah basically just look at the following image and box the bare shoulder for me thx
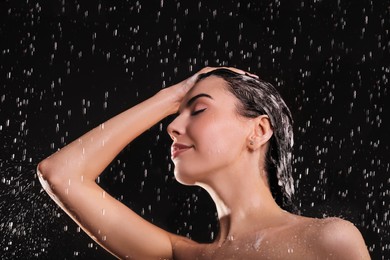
[170,215,371,260]
[304,217,371,259]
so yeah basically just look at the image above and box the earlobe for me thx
[247,137,256,151]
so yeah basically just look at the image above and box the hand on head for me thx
[167,67,258,112]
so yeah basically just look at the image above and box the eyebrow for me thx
[186,93,213,107]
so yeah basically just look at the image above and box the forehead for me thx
[185,75,230,99]
[179,75,244,117]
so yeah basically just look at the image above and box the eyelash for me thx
[191,108,207,116]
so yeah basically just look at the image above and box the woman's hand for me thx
[162,66,258,114]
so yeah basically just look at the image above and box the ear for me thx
[247,115,273,150]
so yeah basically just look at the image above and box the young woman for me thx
[38,67,370,259]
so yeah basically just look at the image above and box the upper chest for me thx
[173,231,318,260]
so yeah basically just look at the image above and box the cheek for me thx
[195,117,246,162]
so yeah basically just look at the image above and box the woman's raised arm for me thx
[37,72,201,259]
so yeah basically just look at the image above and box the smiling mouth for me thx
[171,143,193,159]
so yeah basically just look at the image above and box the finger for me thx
[221,67,259,79]
[197,67,259,79]
[244,72,259,79]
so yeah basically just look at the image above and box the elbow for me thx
[37,157,69,197]
[37,158,51,180]
[37,158,71,208]
[37,158,56,195]
[37,158,62,185]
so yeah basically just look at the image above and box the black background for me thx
[1,0,389,259]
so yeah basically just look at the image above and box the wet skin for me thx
[38,68,370,259]
[167,76,370,259]
[172,216,369,259]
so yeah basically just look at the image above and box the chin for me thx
[173,168,199,186]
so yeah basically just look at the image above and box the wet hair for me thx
[197,69,295,210]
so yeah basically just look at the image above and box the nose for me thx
[167,115,184,141]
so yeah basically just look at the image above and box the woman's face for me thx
[167,76,252,185]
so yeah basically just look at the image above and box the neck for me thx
[196,168,289,245]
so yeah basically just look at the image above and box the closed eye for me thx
[191,108,207,116]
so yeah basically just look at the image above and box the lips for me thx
[171,143,193,159]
